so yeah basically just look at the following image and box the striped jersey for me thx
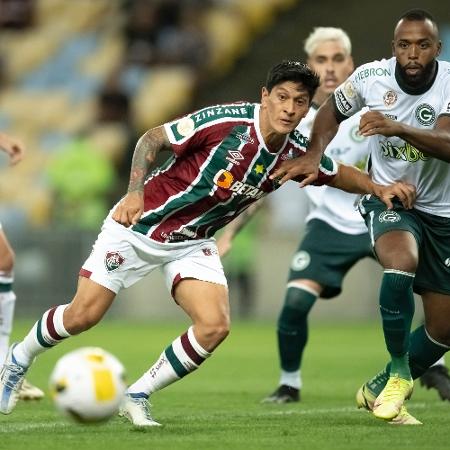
[334,57,450,217]
[131,102,337,243]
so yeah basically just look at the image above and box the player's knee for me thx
[195,315,230,349]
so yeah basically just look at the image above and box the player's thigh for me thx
[288,219,372,298]
[421,291,450,346]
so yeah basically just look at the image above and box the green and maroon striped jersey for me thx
[132,102,337,243]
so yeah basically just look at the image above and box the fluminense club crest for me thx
[104,251,125,272]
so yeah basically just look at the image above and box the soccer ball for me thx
[49,347,127,423]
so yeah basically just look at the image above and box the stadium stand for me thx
[0,0,297,227]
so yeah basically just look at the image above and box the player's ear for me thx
[261,87,269,105]
[436,40,442,56]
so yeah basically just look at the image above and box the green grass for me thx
[1,320,449,450]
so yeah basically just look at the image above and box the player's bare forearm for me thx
[113,126,172,227]
[360,113,450,163]
[127,126,171,193]
[329,163,416,210]
[329,164,374,195]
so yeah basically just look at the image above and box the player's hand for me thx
[373,181,416,210]
[359,111,402,137]
[0,133,25,165]
[270,152,320,187]
[112,191,144,227]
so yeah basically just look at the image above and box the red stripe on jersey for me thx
[79,268,92,279]
[46,307,64,341]
[180,332,205,365]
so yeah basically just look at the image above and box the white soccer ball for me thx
[49,347,127,423]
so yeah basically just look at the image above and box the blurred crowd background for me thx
[0,0,449,320]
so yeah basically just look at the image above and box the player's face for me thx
[260,82,310,135]
[307,41,354,97]
[393,19,441,87]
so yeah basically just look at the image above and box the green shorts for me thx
[359,195,450,295]
[287,219,373,299]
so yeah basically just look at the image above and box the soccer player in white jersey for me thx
[0,132,44,401]
[0,61,415,426]
[272,9,450,423]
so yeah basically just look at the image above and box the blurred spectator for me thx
[0,0,34,30]
[123,0,160,66]
[47,139,116,230]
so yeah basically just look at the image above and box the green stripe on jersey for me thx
[165,345,189,378]
[0,283,12,292]
[170,103,255,140]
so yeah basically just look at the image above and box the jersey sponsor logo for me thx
[353,67,391,83]
[213,169,234,188]
[384,113,397,120]
[335,89,352,114]
[229,181,265,199]
[378,211,401,223]
[176,117,195,137]
[383,90,398,107]
[380,140,428,162]
[291,251,310,271]
[226,150,244,165]
[193,105,249,123]
[415,103,436,126]
[213,170,265,199]
[104,251,125,272]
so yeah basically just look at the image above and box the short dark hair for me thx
[265,60,320,101]
[398,9,436,26]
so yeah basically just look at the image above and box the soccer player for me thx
[271,10,450,423]
[0,132,44,401]
[0,61,415,426]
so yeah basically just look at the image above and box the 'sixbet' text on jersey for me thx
[129,103,337,243]
[333,57,450,217]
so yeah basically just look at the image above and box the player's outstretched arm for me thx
[360,112,450,163]
[270,96,339,186]
[0,132,25,165]
[112,126,173,227]
[329,163,416,210]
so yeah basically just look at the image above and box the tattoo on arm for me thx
[127,126,171,193]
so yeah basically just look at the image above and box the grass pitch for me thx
[1,320,449,450]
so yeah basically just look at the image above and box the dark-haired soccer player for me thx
[272,9,450,423]
[0,61,415,426]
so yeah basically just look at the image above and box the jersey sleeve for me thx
[314,154,338,185]
[438,74,450,118]
[332,63,370,122]
[163,113,209,157]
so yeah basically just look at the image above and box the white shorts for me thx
[80,218,227,296]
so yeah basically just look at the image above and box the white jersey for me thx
[334,57,450,217]
[298,105,370,234]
